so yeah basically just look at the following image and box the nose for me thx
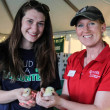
[83,25,90,32]
[31,24,38,33]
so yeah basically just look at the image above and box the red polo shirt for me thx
[64,43,110,104]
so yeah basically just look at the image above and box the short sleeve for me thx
[98,68,110,91]
[63,58,71,80]
[63,52,81,80]
[63,53,76,80]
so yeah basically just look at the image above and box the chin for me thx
[29,38,38,43]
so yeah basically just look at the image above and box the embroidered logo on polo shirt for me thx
[67,70,76,77]
[89,70,100,78]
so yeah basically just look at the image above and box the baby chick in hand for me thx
[19,88,31,105]
[43,87,55,96]
[22,88,31,97]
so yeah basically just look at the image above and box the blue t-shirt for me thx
[0,48,61,110]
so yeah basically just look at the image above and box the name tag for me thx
[67,70,76,77]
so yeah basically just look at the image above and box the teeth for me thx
[31,33,36,35]
[84,35,92,38]
[29,32,36,35]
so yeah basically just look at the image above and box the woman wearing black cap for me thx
[36,6,110,110]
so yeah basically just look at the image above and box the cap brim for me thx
[70,12,98,26]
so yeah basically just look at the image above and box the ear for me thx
[101,23,106,33]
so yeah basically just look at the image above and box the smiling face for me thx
[21,9,45,49]
[75,18,106,48]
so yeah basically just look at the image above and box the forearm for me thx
[57,98,101,110]
[0,89,17,104]
[55,95,70,110]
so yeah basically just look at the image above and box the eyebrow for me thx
[25,18,45,22]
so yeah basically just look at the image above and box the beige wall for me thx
[54,29,110,54]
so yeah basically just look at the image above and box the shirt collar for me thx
[95,43,110,62]
[78,42,110,62]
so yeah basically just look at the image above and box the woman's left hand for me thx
[19,89,37,109]
[19,99,36,109]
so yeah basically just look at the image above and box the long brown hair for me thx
[0,0,56,87]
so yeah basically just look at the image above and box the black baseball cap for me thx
[70,6,105,26]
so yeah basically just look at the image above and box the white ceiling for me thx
[0,0,110,35]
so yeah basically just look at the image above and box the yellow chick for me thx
[22,88,31,97]
[43,87,55,96]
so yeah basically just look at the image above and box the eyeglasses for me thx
[24,0,50,13]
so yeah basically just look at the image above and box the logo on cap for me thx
[76,6,87,15]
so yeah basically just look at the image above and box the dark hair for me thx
[0,0,56,87]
